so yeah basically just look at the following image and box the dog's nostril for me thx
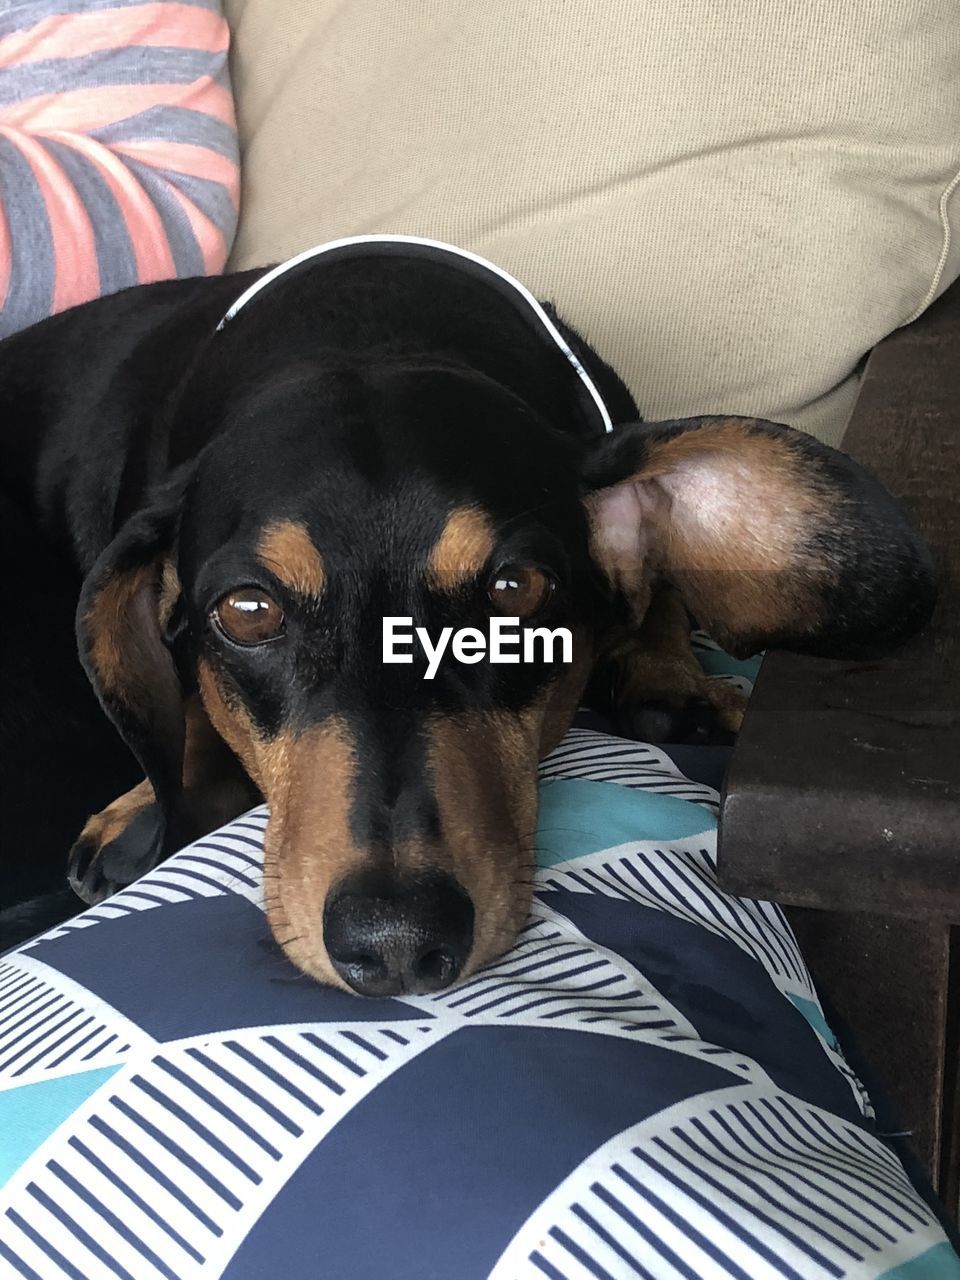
[67,839,95,885]
[337,950,388,986]
[323,870,473,998]
[414,946,459,987]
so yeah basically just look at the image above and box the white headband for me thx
[216,234,614,434]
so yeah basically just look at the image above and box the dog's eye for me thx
[487,564,554,619]
[212,589,284,646]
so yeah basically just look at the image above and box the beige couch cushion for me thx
[222,0,960,446]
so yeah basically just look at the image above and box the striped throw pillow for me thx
[0,0,240,338]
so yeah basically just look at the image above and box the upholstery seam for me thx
[903,161,960,326]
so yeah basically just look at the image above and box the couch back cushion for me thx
[222,0,960,445]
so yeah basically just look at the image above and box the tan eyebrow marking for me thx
[257,520,326,597]
[427,505,495,590]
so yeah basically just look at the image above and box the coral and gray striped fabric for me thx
[0,0,239,338]
[2,702,958,1276]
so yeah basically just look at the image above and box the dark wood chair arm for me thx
[718,282,960,918]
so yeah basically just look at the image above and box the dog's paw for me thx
[615,681,747,746]
[68,782,165,905]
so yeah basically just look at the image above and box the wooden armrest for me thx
[718,284,960,918]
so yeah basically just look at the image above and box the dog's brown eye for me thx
[487,565,554,619]
[213,589,284,646]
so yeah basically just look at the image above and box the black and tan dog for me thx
[0,238,935,990]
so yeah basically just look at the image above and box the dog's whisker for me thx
[269,971,314,985]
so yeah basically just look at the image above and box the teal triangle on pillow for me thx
[0,1065,120,1186]
[695,649,763,681]
[877,1243,960,1279]
[536,778,715,866]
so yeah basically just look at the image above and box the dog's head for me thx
[72,245,936,995]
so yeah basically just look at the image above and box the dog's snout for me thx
[323,870,474,997]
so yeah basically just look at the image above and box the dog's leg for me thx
[69,695,259,903]
[592,584,748,743]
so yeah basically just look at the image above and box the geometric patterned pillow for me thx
[1,703,957,1276]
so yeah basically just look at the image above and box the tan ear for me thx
[582,416,936,658]
[76,484,188,869]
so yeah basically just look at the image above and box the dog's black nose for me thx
[323,871,474,997]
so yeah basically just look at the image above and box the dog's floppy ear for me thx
[582,416,937,659]
[75,470,191,868]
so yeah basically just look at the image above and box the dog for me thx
[0,237,936,989]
